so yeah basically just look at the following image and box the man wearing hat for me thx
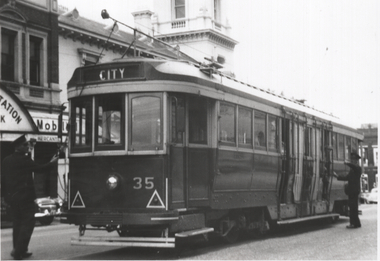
[2,134,58,260]
[333,151,362,228]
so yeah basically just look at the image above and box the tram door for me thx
[169,95,210,209]
[279,119,291,203]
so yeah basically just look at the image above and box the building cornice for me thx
[156,29,238,50]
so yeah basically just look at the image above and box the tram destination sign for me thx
[82,63,143,83]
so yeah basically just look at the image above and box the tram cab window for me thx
[254,111,266,149]
[130,94,162,151]
[238,106,252,147]
[219,102,236,145]
[268,115,278,151]
[71,98,93,152]
[189,96,208,145]
[95,94,124,149]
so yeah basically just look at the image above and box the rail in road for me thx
[1,205,377,260]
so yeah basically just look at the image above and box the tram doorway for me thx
[168,94,210,209]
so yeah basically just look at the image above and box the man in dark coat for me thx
[333,151,362,228]
[2,135,58,260]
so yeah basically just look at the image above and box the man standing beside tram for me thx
[333,151,362,229]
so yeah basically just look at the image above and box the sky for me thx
[59,0,379,129]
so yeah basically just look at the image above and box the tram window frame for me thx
[70,97,93,153]
[332,132,338,160]
[94,94,125,151]
[344,136,352,160]
[129,93,163,151]
[304,127,312,157]
[188,96,208,145]
[219,102,236,147]
[238,106,253,149]
[337,133,345,160]
[268,115,279,152]
[170,94,186,145]
[254,111,267,150]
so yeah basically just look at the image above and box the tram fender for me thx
[169,213,205,233]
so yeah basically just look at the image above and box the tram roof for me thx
[68,58,363,139]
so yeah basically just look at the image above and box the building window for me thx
[78,48,103,66]
[1,28,17,82]
[373,146,378,167]
[361,146,369,167]
[174,0,185,19]
[254,111,266,149]
[219,102,235,145]
[29,35,42,86]
[214,0,221,22]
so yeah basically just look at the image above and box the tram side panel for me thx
[211,150,278,209]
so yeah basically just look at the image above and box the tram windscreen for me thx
[130,95,162,150]
[96,95,123,145]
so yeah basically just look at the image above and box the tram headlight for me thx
[106,174,119,190]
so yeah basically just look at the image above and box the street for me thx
[1,204,377,260]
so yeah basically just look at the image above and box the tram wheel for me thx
[222,225,240,244]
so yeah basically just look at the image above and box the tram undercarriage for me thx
[70,201,345,248]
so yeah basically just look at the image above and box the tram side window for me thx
[332,133,337,160]
[254,111,266,149]
[268,115,278,151]
[219,102,236,145]
[71,98,92,151]
[345,136,351,160]
[352,138,358,153]
[304,127,312,157]
[238,106,252,147]
[189,96,208,145]
[130,94,162,151]
[95,94,124,149]
[338,134,344,160]
[170,95,185,144]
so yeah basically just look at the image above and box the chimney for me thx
[131,9,154,36]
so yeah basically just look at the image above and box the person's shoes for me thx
[11,250,32,259]
[10,250,23,260]
[346,224,360,228]
[22,252,33,258]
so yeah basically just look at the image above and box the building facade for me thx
[151,0,238,73]
[358,123,378,191]
[1,0,61,199]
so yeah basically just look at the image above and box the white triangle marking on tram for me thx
[71,191,86,208]
[146,189,165,208]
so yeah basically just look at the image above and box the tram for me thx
[65,57,363,248]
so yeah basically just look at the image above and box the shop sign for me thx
[0,88,36,132]
[33,117,69,133]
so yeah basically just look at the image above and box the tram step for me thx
[175,227,214,238]
[71,236,175,248]
[277,213,339,225]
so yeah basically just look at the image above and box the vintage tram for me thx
[64,57,363,247]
